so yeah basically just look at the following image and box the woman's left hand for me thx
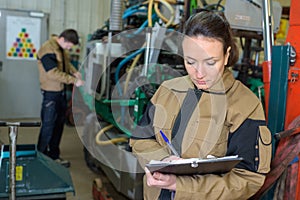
[144,167,176,191]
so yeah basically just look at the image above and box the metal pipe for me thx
[8,125,18,200]
[143,28,152,76]
[262,0,274,61]
[105,31,113,99]
[109,0,124,31]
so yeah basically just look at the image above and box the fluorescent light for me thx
[29,12,44,18]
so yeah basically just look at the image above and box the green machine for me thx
[74,24,186,199]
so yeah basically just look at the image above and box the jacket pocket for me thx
[182,118,228,158]
[257,126,272,173]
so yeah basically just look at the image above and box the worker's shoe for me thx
[55,158,71,168]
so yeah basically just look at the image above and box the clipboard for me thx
[146,155,243,175]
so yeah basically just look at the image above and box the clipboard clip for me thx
[191,161,198,168]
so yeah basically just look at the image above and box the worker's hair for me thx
[184,11,239,67]
[59,29,79,45]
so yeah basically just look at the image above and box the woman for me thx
[130,11,272,200]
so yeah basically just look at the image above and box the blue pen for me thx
[159,130,180,157]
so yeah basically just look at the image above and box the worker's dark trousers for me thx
[37,90,67,160]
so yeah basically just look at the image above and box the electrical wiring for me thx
[154,3,168,24]
[95,123,128,145]
[133,13,157,35]
[154,0,175,27]
[148,0,154,27]
[117,0,176,96]
[95,0,178,145]
[203,0,225,11]
[123,51,143,94]
[134,19,149,35]
[122,8,147,20]
[115,48,145,96]
[125,0,175,28]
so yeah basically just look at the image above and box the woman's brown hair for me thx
[184,11,239,67]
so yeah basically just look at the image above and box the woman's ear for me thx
[224,46,231,66]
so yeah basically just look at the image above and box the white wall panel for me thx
[78,0,92,36]
[0,0,110,36]
[5,0,22,9]
[100,0,111,28]
[36,0,51,13]
[49,0,65,35]
[65,0,79,30]
[21,0,38,10]
[90,0,102,32]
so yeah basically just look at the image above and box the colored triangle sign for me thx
[7,28,37,59]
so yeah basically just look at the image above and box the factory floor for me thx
[0,120,130,200]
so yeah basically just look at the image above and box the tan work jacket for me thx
[130,69,272,200]
[37,36,77,92]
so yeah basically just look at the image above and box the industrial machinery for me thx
[71,0,291,199]
[73,1,186,199]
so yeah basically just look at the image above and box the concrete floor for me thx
[0,121,130,200]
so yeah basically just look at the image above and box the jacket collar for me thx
[185,68,236,95]
[48,36,61,51]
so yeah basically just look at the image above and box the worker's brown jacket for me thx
[37,36,77,92]
[130,68,272,200]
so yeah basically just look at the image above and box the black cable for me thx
[246,0,261,9]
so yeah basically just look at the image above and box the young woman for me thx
[130,11,272,200]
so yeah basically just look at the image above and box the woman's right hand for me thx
[161,155,183,162]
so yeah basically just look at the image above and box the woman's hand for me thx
[144,167,177,191]
[161,155,182,162]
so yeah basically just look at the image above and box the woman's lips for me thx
[196,80,207,85]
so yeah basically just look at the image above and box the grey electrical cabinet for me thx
[224,0,282,33]
[0,9,49,119]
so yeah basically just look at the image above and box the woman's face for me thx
[182,36,230,90]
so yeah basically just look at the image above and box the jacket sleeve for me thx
[68,63,78,74]
[175,168,265,200]
[39,50,77,85]
[46,68,77,85]
[174,103,272,200]
[65,50,78,74]
[130,101,170,168]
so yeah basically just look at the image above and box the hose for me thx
[115,48,145,96]
[95,124,128,145]
[123,49,144,94]
[154,0,175,27]
[148,0,154,27]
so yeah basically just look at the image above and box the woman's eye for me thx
[186,60,195,65]
[206,61,216,66]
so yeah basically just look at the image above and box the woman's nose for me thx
[194,65,206,78]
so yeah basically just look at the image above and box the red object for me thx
[262,60,271,119]
[296,154,300,200]
[284,0,300,129]
[92,178,113,200]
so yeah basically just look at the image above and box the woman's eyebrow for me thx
[185,56,218,61]
[184,56,196,60]
[203,57,218,61]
